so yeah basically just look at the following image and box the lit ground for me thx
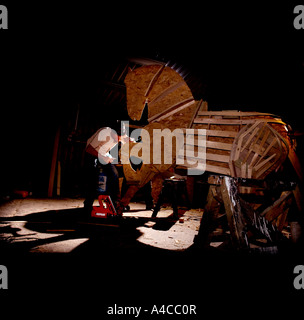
[0,197,298,308]
[0,198,203,254]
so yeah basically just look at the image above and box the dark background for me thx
[0,2,303,195]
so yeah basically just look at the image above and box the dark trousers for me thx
[83,155,119,209]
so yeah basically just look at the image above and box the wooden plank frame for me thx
[229,121,289,179]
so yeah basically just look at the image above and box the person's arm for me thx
[86,144,115,163]
[103,152,115,163]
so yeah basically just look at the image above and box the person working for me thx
[83,121,129,214]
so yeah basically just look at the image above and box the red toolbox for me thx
[91,195,117,218]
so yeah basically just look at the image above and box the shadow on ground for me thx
[0,207,187,256]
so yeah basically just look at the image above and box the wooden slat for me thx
[156,100,196,122]
[178,161,230,175]
[125,123,144,129]
[261,190,291,231]
[206,153,230,163]
[194,118,255,125]
[144,65,165,97]
[188,99,203,128]
[178,153,230,163]
[194,117,286,126]
[206,164,230,175]
[260,191,292,218]
[242,124,268,166]
[240,125,262,154]
[206,130,237,138]
[255,137,278,167]
[198,111,278,117]
[184,141,232,151]
[254,154,277,179]
[241,163,248,178]
[206,141,232,151]
[184,129,237,138]
[180,129,237,139]
[248,126,271,168]
[149,81,186,106]
[232,121,265,160]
